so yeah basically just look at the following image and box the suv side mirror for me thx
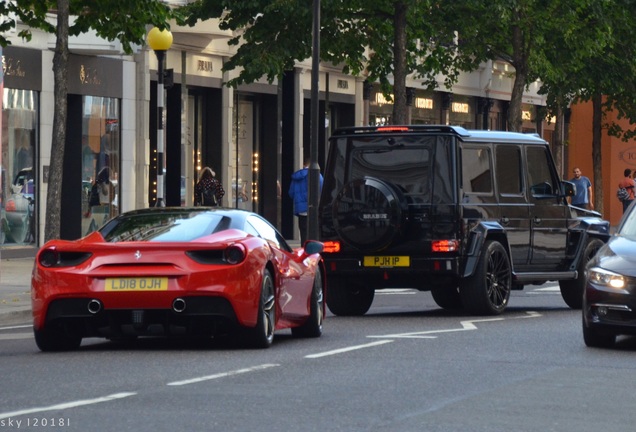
[561,180,576,197]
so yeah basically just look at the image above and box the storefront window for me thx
[1,88,37,245]
[411,92,438,124]
[521,104,537,133]
[81,96,119,235]
[232,99,254,210]
[369,89,393,126]
[449,95,475,128]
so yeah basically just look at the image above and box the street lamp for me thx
[147,27,173,207]
[307,0,321,241]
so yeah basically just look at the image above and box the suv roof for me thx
[331,124,546,144]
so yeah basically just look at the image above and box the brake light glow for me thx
[377,126,409,132]
[432,240,459,252]
[323,241,341,253]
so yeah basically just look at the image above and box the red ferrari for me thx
[31,208,325,351]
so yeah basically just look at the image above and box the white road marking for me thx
[305,340,394,359]
[517,311,542,319]
[0,324,32,331]
[0,392,137,420]
[367,312,541,339]
[167,363,280,386]
[528,286,560,294]
[376,289,417,295]
[0,333,32,340]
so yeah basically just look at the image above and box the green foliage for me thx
[0,0,176,53]
[180,0,466,93]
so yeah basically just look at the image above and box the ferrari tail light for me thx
[39,250,58,267]
[431,239,460,252]
[187,248,245,265]
[38,249,92,268]
[323,241,341,253]
[224,244,246,264]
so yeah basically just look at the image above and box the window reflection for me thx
[1,88,37,245]
[81,96,120,236]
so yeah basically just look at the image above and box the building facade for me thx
[1,16,557,251]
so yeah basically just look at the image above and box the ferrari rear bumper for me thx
[39,296,241,338]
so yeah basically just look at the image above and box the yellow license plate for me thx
[105,277,168,291]
[363,256,410,267]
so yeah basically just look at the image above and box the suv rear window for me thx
[323,134,455,206]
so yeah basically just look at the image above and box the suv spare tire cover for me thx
[333,177,405,251]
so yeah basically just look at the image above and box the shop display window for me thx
[80,96,120,236]
[1,88,37,246]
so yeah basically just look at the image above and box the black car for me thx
[583,201,636,348]
[319,125,610,316]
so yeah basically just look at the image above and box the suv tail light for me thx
[432,240,459,252]
[323,241,341,253]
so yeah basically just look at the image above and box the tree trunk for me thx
[553,104,565,178]
[391,1,408,125]
[508,22,526,132]
[592,92,603,215]
[45,0,70,242]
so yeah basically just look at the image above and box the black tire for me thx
[292,270,324,338]
[582,314,616,348]
[326,278,375,316]
[33,325,82,352]
[559,238,604,309]
[460,240,511,315]
[245,269,276,348]
[332,177,406,252]
[431,286,463,310]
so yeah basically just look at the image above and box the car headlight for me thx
[587,267,626,289]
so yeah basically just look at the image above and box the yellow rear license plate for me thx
[105,277,168,291]
[363,256,410,267]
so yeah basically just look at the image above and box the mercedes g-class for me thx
[318,125,610,316]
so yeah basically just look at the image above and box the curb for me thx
[0,309,32,326]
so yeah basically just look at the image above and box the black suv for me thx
[318,125,610,316]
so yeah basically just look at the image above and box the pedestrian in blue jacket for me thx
[289,158,323,244]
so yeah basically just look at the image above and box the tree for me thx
[0,0,176,241]
[537,0,636,213]
[438,0,593,132]
[182,0,473,125]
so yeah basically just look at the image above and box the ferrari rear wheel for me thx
[34,324,82,352]
[292,269,324,338]
[246,269,276,348]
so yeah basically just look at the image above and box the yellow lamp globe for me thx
[147,27,173,51]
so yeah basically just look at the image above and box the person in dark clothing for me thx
[618,168,635,213]
[288,158,323,244]
[194,167,225,206]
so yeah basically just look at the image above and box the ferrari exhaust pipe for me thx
[87,299,102,314]
[172,298,186,313]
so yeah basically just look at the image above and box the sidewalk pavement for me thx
[0,248,35,326]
